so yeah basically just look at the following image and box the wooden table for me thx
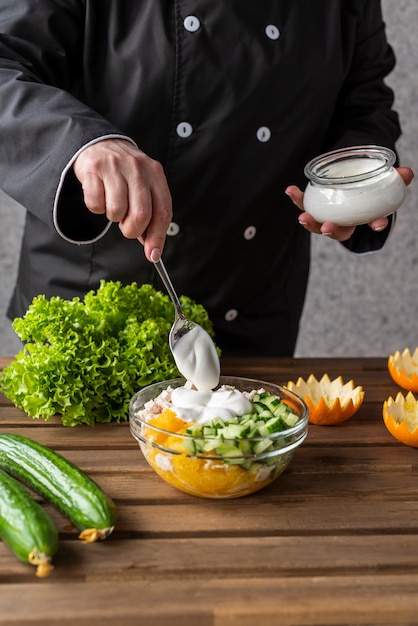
[1,355,418,625]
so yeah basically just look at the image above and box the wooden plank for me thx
[82,468,418,505]
[3,534,418,582]
[2,575,418,625]
[27,480,418,538]
[289,444,418,473]
[0,422,134,449]
[300,418,399,445]
[108,500,418,536]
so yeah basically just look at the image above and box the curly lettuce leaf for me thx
[0,281,218,426]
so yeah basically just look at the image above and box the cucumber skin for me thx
[0,468,58,570]
[0,434,117,537]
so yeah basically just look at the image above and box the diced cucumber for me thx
[221,423,252,439]
[284,412,299,427]
[211,417,226,430]
[215,443,241,457]
[186,423,203,436]
[256,423,269,437]
[273,404,288,417]
[176,389,300,471]
[262,395,282,411]
[264,416,286,433]
[252,438,274,455]
[203,426,216,437]
[202,438,222,452]
[183,437,204,454]
[238,440,253,456]
[253,402,269,415]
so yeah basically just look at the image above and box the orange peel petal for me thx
[286,374,364,425]
[388,347,418,392]
[383,390,418,447]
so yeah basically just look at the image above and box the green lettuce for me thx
[0,281,217,427]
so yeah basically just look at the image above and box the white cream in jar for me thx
[303,146,406,226]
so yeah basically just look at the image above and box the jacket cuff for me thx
[341,213,396,254]
[53,135,137,244]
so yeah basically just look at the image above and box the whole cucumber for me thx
[0,468,58,577]
[0,433,117,543]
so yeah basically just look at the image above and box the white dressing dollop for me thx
[172,324,220,391]
[170,386,252,424]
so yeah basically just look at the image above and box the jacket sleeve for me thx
[324,2,401,153]
[0,0,124,231]
[323,1,402,254]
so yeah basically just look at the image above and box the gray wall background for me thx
[0,0,417,357]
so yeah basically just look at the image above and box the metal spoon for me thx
[152,256,220,390]
[137,237,192,346]
[152,257,196,348]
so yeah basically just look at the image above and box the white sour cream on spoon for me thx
[171,324,220,391]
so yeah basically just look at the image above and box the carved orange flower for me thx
[286,374,364,425]
[388,347,418,392]
[383,391,418,447]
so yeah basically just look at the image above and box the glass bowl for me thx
[129,376,309,499]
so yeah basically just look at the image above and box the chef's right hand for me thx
[73,138,172,262]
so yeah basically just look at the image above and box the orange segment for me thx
[388,347,418,392]
[145,447,280,498]
[286,374,364,425]
[383,391,418,447]
[146,409,188,444]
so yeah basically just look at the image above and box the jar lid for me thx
[304,145,396,185]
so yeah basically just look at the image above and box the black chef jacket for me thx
[0,1,401,356]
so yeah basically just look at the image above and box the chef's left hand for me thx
[286,166,414,241]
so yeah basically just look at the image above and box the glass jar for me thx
[303,145,406,226]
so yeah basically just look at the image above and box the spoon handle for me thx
[153,258,184,319]
[138,237,184,318]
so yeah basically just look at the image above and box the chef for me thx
[0,1,413,356]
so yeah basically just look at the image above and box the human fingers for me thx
[361,168,413,233]
[140,174,173,263]
[285,185,325,235]
[296,213,356,240]
[285,185,305,210]
[397,166,414,186]
[360,167,413,233]
[74,169,107,215]
[73,139,132,220]
[121,158,172,262]
[366,216,389,232]
[100,146,172,249]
